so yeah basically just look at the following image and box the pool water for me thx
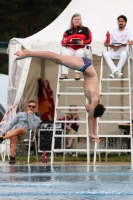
[0,165,133,200]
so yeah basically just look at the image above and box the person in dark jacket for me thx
[60,13,92,80]
[0,100,40,164]
[59,105,80,157]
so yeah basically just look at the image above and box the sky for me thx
[0,74,8,110]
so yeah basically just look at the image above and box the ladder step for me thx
[56,106,85,109]
[101,78,129,81]
[68,87,82,89]
[107,87,130,90]
[101,92,129,95]
[55,120,86,123]
[98,120,130,123]
[53,149,88,152]
[39,149,94,153]
[58,92,84,95]
[58,111,86,114]
[97,135,132,138]
[59,79,84,81]
[95,149,131,152]
[105,106,130,109]
[53,135,88,137]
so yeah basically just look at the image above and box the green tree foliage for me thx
[0,54,8,75]
[0,0,71,74]
[0,0,71,41]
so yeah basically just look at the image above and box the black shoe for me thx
[9,156,15,164]
[0,137,3,144]
[59,74,68,80]
[66,146,70,149]
[75,74,80,80]
[75,77,80,80]
[72,153,77,157]
[59,77,68,80]
[66,146,72,156]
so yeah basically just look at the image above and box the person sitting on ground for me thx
[103,15,133,79]
[13,49,106,142]
[59,105,80,157]
[0,100,41,164]
[60,13,92,80]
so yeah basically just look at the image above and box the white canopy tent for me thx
[2,0,133,132]
[8,0,133,55]
[0,0,133,153]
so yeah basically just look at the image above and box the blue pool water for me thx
[0,165,133,199]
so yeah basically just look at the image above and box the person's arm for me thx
[66,124,72,131]
[88,113,96,138]
[127,31,133,45]
[3,113,19,133]
[128,40,133,45]
[77,28,92,45]
[105,30,133,49]
[71,123,79,132]
[71,115,80,132]
[86,103,99,141]
[58,114,71,130]
[28,114,41,130]
[104,43,126,51]
[103,30,121,50]
[59,114,76,131]
[83,28,92,44]
[61,32,68,46]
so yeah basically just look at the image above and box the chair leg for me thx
[3,150,6,162]
[0,144,6,162]
[1,151,5,162]
[5,140,10,160]
[7,146,10,160]
[34,131,38,162]
[28,130,32,163]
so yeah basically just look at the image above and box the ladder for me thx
[94,45,133,164]
[50,47,92,165]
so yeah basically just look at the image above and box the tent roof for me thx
[10,0,133,55]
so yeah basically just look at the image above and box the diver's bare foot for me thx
[90,134,100,143]
[14,49,30,60]
[92,138,100,143]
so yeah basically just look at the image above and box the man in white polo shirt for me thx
[103,15,133,78]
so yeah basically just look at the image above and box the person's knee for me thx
[17,127,26,135]
[75,49,84,57]
[121,51,127,58]
[103,51,110,59]
[62,50,69,56]
[62,48,74,56]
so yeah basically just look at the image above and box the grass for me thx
[101,153,131,162]
[6,152,131,163]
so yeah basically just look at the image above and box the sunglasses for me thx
[28,105,36,109]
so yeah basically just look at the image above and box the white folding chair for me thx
[17,128,38,163]
[28,129,38,163]
[0,129,10,162]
